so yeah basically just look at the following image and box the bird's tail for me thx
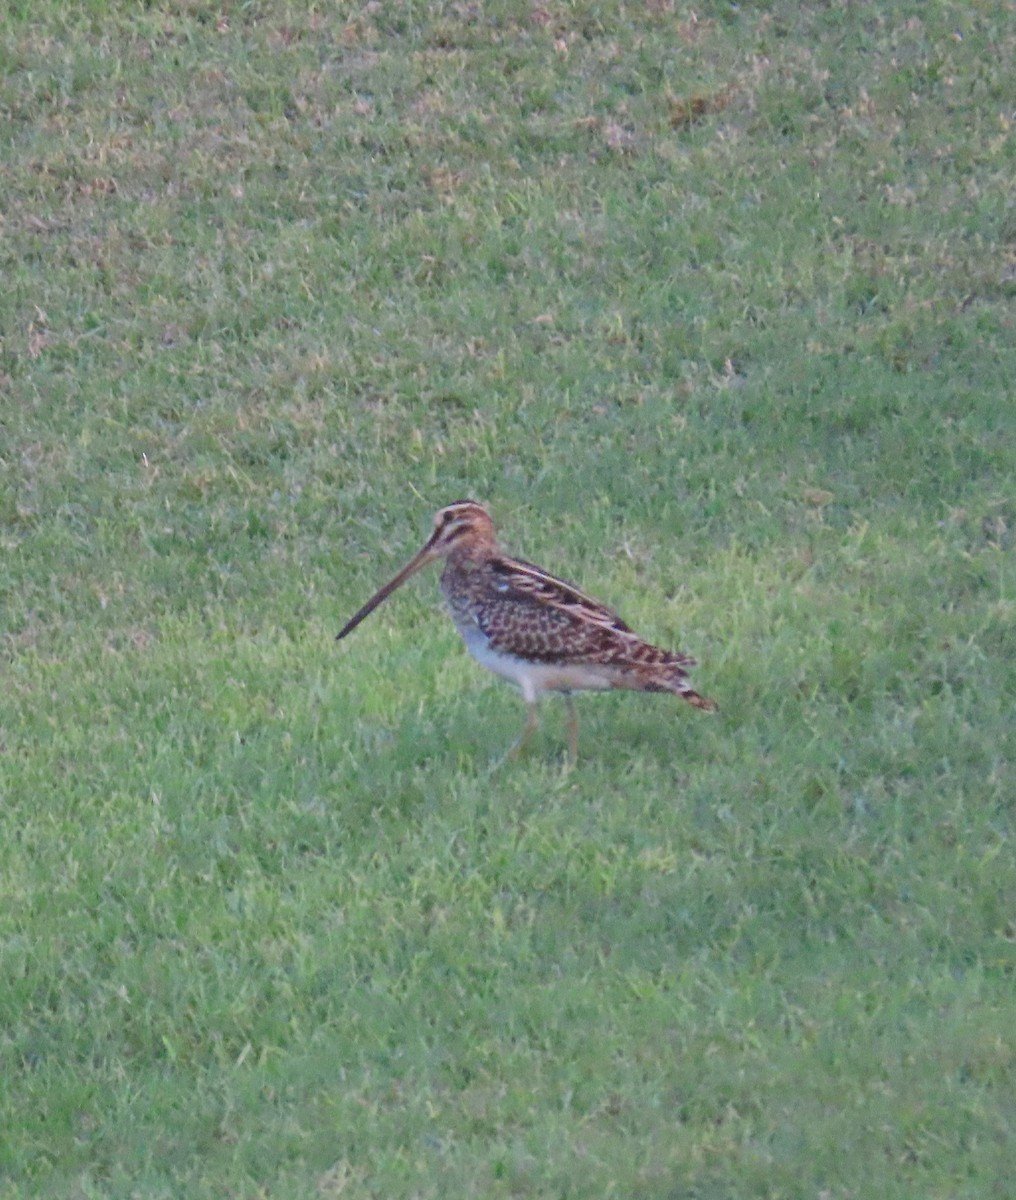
[618,663,718,711]
[677,685,718,711]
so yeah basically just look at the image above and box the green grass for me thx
[2,1,1014,1196]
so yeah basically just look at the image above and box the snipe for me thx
[337,501,716,762]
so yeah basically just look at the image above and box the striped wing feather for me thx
[495,557,633,631]
[477,556,695,667]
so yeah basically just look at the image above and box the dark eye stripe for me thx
[433,501,488,540]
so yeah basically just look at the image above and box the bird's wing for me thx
[492,556,633,632]
[474,555,694,666]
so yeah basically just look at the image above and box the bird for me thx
[336,500,716,763]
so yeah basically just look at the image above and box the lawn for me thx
[1,2,1014,1196]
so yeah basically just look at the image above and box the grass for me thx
[1,1,1014,1196]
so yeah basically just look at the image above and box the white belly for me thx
[457,624,613,704]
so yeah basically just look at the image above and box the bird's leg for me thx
[487,700,541,773]
[563,694,579,766]
[503,701,540,761]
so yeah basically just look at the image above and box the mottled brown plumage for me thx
[337,501,716,762]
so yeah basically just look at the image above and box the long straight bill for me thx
[336,545,436,640]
